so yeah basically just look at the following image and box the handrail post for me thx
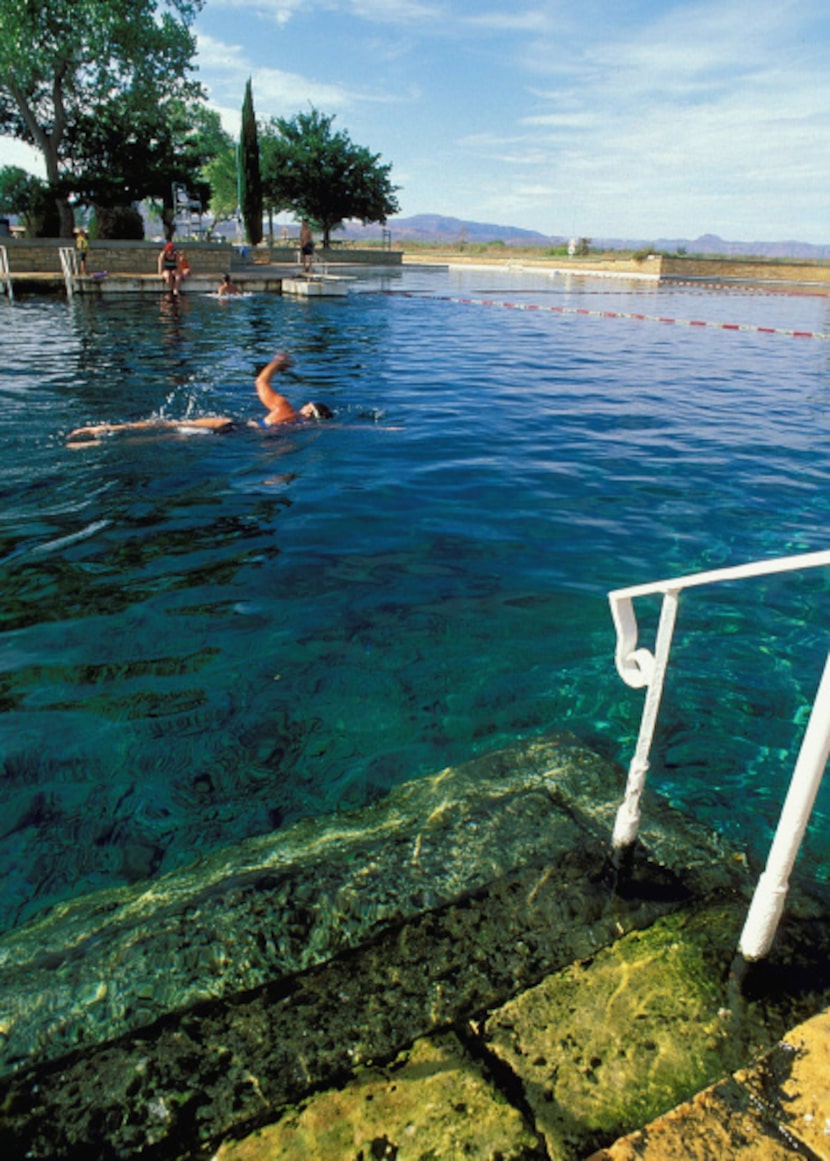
[609,550,830,960]
[0,245,12,301]
[58,246,79,297]
[612,588,679,851]
[738,651,830,960]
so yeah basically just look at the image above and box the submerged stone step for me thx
[203,909,830,1161]
[0,732,758,1157]
[0,732,745,1078]
[483,902,811,1159]
[214,1031,546,1161]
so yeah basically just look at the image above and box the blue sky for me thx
[3,0,829,242]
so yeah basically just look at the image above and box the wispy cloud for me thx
[351,0,444,21]
[204,0,443,26]
[204,0,306,25]
[462,8,555,34]
[195,29,414,136]
[196,31,355,130]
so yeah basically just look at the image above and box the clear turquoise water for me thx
[1,267,829,934]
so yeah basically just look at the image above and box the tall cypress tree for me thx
[239,78,263,245]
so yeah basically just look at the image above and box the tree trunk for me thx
[9,74,74,237]
[41,146,73,238]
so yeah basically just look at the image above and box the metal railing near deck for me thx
[0,245,12,301]
[58,246,79,297]
[608,548,830,960]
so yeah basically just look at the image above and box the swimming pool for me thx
[1,265,829,937]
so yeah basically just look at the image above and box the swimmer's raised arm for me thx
[254,352,299,425]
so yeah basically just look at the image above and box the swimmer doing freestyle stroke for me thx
[67,353,333,444]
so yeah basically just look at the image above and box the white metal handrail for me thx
[739,652,830,958]
[0,245,12,301]
[609,548,830,960]
[58,245,79,297]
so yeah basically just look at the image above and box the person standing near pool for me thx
[66,351,332,442]
[75,228,88,274]
[299,220,314,273]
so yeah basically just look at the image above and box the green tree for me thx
[260,124,289,243]
[68,101,228,237]
[202,145,241,228]
[0,165,38,218]
[0,165,56,235]
[0,0,204,237]
[239,78,263,245]
[261,108,399,247]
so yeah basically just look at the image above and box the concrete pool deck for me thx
[1,266,353,297]
[0,733,828,1159]
[5,247,830,297]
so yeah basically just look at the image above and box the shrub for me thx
[90,205,145,240]
[24,185,62,236]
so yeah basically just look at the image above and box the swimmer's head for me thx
[299,401,333,421]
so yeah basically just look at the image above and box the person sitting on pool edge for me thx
[66,351,332,441]
[158,241,183,294]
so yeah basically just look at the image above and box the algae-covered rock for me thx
[587,1008,830,1160]
[484,903,777,1159]
[214,1032,546,1161]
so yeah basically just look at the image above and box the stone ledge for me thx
[590,1007,830,1160]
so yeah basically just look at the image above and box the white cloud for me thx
[203,0,307,25]
[203,0,443,25]
[194,32,248,71]
[481,0,830,235]
[196,31,356,131]
[350,0,444,22]
[463,8,555,33]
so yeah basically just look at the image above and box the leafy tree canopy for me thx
[67,101,227,211]
[202,145,240,226]
[0,0,205,235]
[0,164,40,216]
[0,166,64,235]
[261,108,399,246]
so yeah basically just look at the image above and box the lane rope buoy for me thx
[428,294,829,340]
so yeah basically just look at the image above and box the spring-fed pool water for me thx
[1,265,829,937]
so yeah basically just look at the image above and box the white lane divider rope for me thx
[439,295,830,340]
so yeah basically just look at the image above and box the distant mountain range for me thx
[342,214,554,247]
[341,214,830,261]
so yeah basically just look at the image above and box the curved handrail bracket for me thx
[610,593,654,688]
[610,588,679,849]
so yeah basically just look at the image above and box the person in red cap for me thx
[158,241,182,294]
